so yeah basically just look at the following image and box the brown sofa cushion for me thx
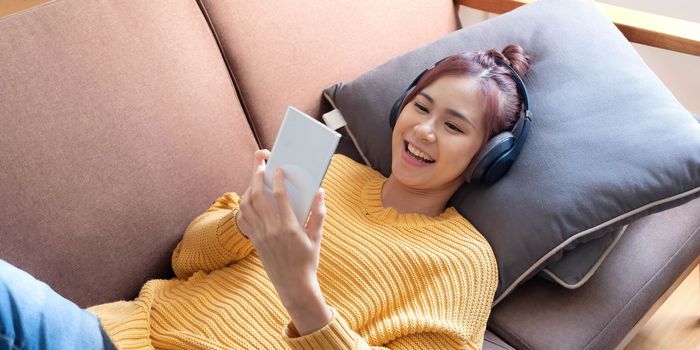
[198,0,460,148]
[0,0,258,307]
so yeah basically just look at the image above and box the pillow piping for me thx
[540,225,628,289]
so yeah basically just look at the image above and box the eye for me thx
[413,102,428,114]
[446,122,463,133]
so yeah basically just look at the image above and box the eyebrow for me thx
[417,92,475,128]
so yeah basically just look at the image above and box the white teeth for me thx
[407,143,434,162]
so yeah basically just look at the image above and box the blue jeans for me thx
[0,259,116,350]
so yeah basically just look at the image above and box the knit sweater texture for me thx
[88,154,498,349]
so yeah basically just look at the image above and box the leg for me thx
[0,259,115,350]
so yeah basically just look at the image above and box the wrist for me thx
[282,282,333,336]
[279,277,321,309]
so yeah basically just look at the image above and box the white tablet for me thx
[264,106,341,225]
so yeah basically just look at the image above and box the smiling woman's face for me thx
[391,75,487,191]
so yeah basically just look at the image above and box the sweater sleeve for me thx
[282,309,481,350]
[171,192,254,279]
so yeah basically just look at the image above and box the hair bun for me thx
[485,49,510,66]
[500,44,531,77]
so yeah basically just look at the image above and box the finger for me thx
[250,149,271,179]
[239,187,249,212]
[260,149,271,160]
[246,150,265,207]
[255,148,270,160]
[250,165,274,215]
[235,208,250,239]
[242,175,268,229]
[256,149,271,164]
[272,168,297,226]
[305,189,326,243]
[238,189,261,236]
[240,186,251,201]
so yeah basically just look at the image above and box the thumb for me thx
[305,189,326,242]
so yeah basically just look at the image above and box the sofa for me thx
[1,0,698,349]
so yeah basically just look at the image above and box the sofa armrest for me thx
[456,0,700,57]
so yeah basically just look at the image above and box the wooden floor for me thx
[624,265,700,349]
[1,1,699,349]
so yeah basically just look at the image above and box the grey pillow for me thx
[539,111,700,289]
[323,0,700,305]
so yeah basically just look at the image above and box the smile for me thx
[404,141,435,164]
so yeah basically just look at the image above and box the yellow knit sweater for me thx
[88,154,498,350]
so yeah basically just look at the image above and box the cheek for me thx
[444,138,481,170]
[466,139,483,159]
[396,107,422,128]
[393,113,415,143]
[391,128,403,151]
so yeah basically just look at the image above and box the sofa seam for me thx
[194,0,262,149]
[582,222,700,350]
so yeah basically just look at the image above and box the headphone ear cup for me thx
[465,132,515,183]
[483,117,532,184]
[389,90,410,129]
[482,147,518,185]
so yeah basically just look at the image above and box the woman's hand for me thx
[236,149,332,335]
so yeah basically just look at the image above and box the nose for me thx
[415,120,436,143]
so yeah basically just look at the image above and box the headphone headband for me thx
[493,58,531,142]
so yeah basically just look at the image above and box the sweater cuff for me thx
[283,308,364,349]
[217,207,252,253]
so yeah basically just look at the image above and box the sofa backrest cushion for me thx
[198,0,459,148]
[0,0,258,307]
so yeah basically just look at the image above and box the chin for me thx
[391,166,429,188]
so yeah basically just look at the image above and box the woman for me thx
[0,44,531,349]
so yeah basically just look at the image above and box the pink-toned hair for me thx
[399,44,532,152]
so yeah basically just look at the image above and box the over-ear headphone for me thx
[389,56,532,185]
